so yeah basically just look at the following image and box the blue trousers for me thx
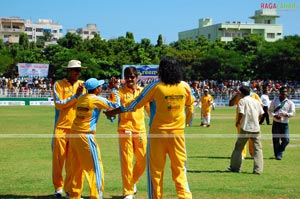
[272,121,289,158]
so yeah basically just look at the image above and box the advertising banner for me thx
[17,63,49,77]
[122,65,159,85]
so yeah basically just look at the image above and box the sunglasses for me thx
[68,68,82,72]
[125,75,136,79]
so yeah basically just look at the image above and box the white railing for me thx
[1,89,300,105]
[0,89,112,99]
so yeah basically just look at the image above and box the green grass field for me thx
[0,106,299,199]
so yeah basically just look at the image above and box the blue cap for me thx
[84,78,105,90]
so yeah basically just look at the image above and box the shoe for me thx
[134,184,137,194]
[207,124,210,127]
[124,195,134,199]
[227,166,240,173]
[200,123,204,126]
[253,171,261,175]
[54,189,63,198]
[275,156,282,160]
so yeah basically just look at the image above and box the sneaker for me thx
[54,189,63,198]
[134,184,137,194]
[124,195,134,199]
[275,156,282,160]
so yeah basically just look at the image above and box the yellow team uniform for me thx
[121,80,194,199]
[110,86,150,196]
[185,104,194,126]
[68,93,120,199]
[199,94,214,125]
[52,78,85,193]
[185,85,196,126]
[231,92,262,158]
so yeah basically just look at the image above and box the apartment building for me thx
[0,16,25,43]
[67,23,99,40]
[25,19,63,42]
[178,9,283,42]
[0,17,63,44]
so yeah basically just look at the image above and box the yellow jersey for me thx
[121,81,195,134]
[53,78,85,129]
[111,86,150,133]
[200,94,214,114]
[71,94,120,133]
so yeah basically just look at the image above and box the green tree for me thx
[17,49,46,63]
[57,32,83,49]
[125,31,135,41]
[43,31,54,42]
[0,51,14,76]
[156,34,163,47]
[257,36,300,80]
[19,33,30,50]
[85,33,113,59]
[193,47,246,80]
[0,39,5,50]
[36,39,45,48]
[132,47,151,64]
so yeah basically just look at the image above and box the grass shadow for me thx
[0,195,54,199]
[187,169,229,173]
[187,169,258,175]
[0,195,125,199]
[189,155,230,159]
[111,196,124,199]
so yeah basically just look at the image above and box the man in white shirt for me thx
[228,86,264,174]
[259,89,271,125]
[269,86,296,160]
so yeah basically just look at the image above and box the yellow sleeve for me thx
[53,80,85,110]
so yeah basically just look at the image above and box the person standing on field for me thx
[109,67,150,199]
[68,78,120,199]
[52,60,86,197]
[229,82,262,159]
[259,89,271,125]
[199,88,215,127]
[105,56,194,199]
[269,86,295,160]
[228,86,264,174]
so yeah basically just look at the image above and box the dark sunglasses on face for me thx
[125,75,136,79]
[69,68,82,72]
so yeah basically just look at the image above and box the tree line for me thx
[0,32,299,81]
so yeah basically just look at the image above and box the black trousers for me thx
[259,106,270,125]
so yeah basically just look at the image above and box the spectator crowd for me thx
[1,77,300,100]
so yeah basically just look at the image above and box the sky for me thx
[1,0,300,44]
